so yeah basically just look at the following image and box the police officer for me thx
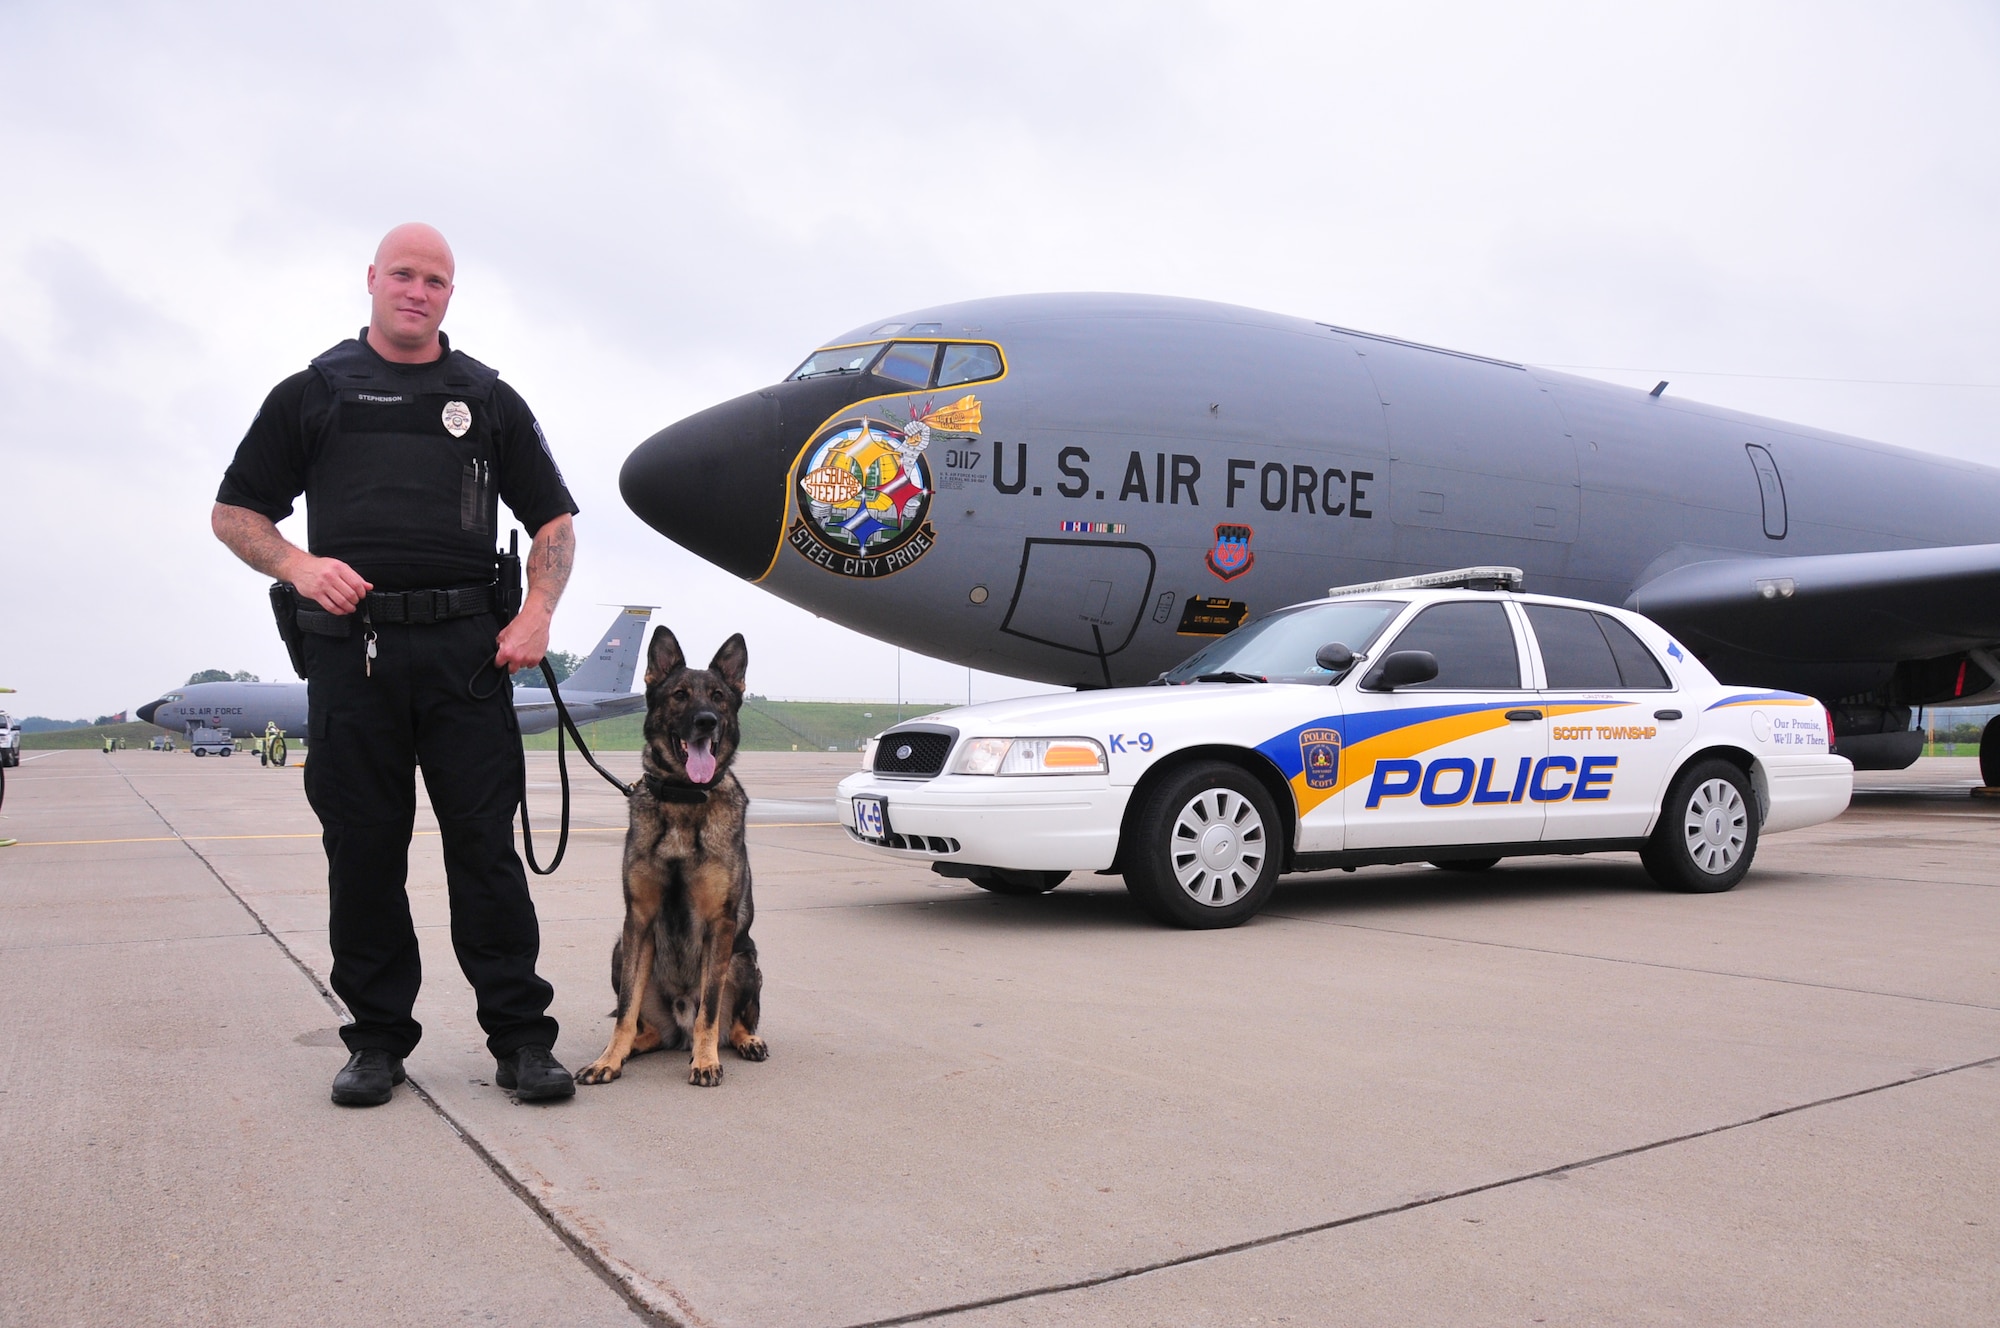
[213,223,577,1106]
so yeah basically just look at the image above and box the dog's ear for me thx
[709,633,748,695]
[645,626,686,688]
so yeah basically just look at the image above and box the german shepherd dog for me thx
[576,627,766,1087]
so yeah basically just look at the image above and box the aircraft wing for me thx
[1626,543,2000,664]
[512,690,646,735]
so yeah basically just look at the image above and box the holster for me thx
[495,530,524,628]
[268,582,308,680]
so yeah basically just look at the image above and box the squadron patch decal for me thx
[1206,523,1254,581]
[441,400,472,438]
[787,396,980,579]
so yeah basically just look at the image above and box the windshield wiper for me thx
[1192,671,1267,684]
[792,366,863,381]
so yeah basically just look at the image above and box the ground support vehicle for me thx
[188,726,235,758]
[0,712,20,768]
[839,569,1853,928]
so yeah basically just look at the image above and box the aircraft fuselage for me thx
[621,294,2000,759]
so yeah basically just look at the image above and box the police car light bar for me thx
[1327,566,1525,596]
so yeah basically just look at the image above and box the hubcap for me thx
[1170,787,1267,907]
[1681,778,1747,874]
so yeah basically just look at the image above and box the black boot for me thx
[331,1048,406,1106]
[496,1045,575,1102]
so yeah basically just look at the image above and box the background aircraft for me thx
[622,293,2000,771]
[137,606,655,739]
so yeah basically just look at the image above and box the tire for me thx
[1641,758,1758,893]
[194,749,207,758]
[1430,857,1500,872]
[1981,717,2000,788]
[272,737,288,767]
[966,869,1068,896]
[1123,760,1282,928]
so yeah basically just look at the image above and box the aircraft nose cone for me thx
[136,699,162,725]
[622,390,788,581]
[623,373,904,582]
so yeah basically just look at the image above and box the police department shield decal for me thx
[1299,728,1340,789]
[441,400,472,438]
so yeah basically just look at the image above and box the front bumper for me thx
[835,771,1131,872]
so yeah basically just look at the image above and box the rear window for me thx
[1526,604,1670,689]
[1597,613,1670,688]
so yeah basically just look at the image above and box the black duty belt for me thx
[297,583,496,637]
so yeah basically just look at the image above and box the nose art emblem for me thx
[896,744,913,760]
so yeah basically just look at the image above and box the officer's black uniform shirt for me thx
[218,331,579,591]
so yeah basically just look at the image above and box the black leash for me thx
[472,658,635,876]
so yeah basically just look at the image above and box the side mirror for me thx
[1314,642,1354,672]
[1361,649,1440,691]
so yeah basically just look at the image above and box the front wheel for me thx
[272,736,288,767]
[1123,761,1282,928]
[1641,758,1758,893]
[967,869,1067,896]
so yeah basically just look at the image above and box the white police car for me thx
[839,568,1853,928]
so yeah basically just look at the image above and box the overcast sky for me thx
[3,2,1996,718]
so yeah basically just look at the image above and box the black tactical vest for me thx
[306,335,502,585]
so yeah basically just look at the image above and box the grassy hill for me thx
[21,721,167,750]
[20,702,950,756]
[522,700,950,752]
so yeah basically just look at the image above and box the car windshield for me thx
[1161,599,1404,683]
[790,345,881,380]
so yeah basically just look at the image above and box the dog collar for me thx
[644,774,711,804]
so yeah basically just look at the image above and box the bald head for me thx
[366,223,456,363]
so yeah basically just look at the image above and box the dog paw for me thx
[575,1059,624,1085]
[731,1036,768,1062]
[688,1061,723,1087]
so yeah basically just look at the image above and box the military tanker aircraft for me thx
[621,294,2000,773]
[138,606,655,739]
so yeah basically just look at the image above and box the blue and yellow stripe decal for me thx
[1255,700,1636,816]
[1705,690,1815,711]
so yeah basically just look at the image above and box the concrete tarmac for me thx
[1,748,1995,1326]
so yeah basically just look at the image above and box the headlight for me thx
[860,735,879,771]
[952,736,1107,776]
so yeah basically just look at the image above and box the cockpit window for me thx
[873,342,940,387]
[938,343,1003,387]
[790,345,881,380]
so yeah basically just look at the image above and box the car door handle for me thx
[1505,709,1544,722]
[1654,709,1683,721]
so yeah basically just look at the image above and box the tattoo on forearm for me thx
[527,517,575,607]
[213,504,301,580]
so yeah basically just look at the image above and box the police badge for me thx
[441,400,472,438]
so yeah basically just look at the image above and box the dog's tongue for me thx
[685,737,717,785]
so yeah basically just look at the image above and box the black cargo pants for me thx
[302,611,558,1059]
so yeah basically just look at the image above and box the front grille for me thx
[873,727,956,778]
